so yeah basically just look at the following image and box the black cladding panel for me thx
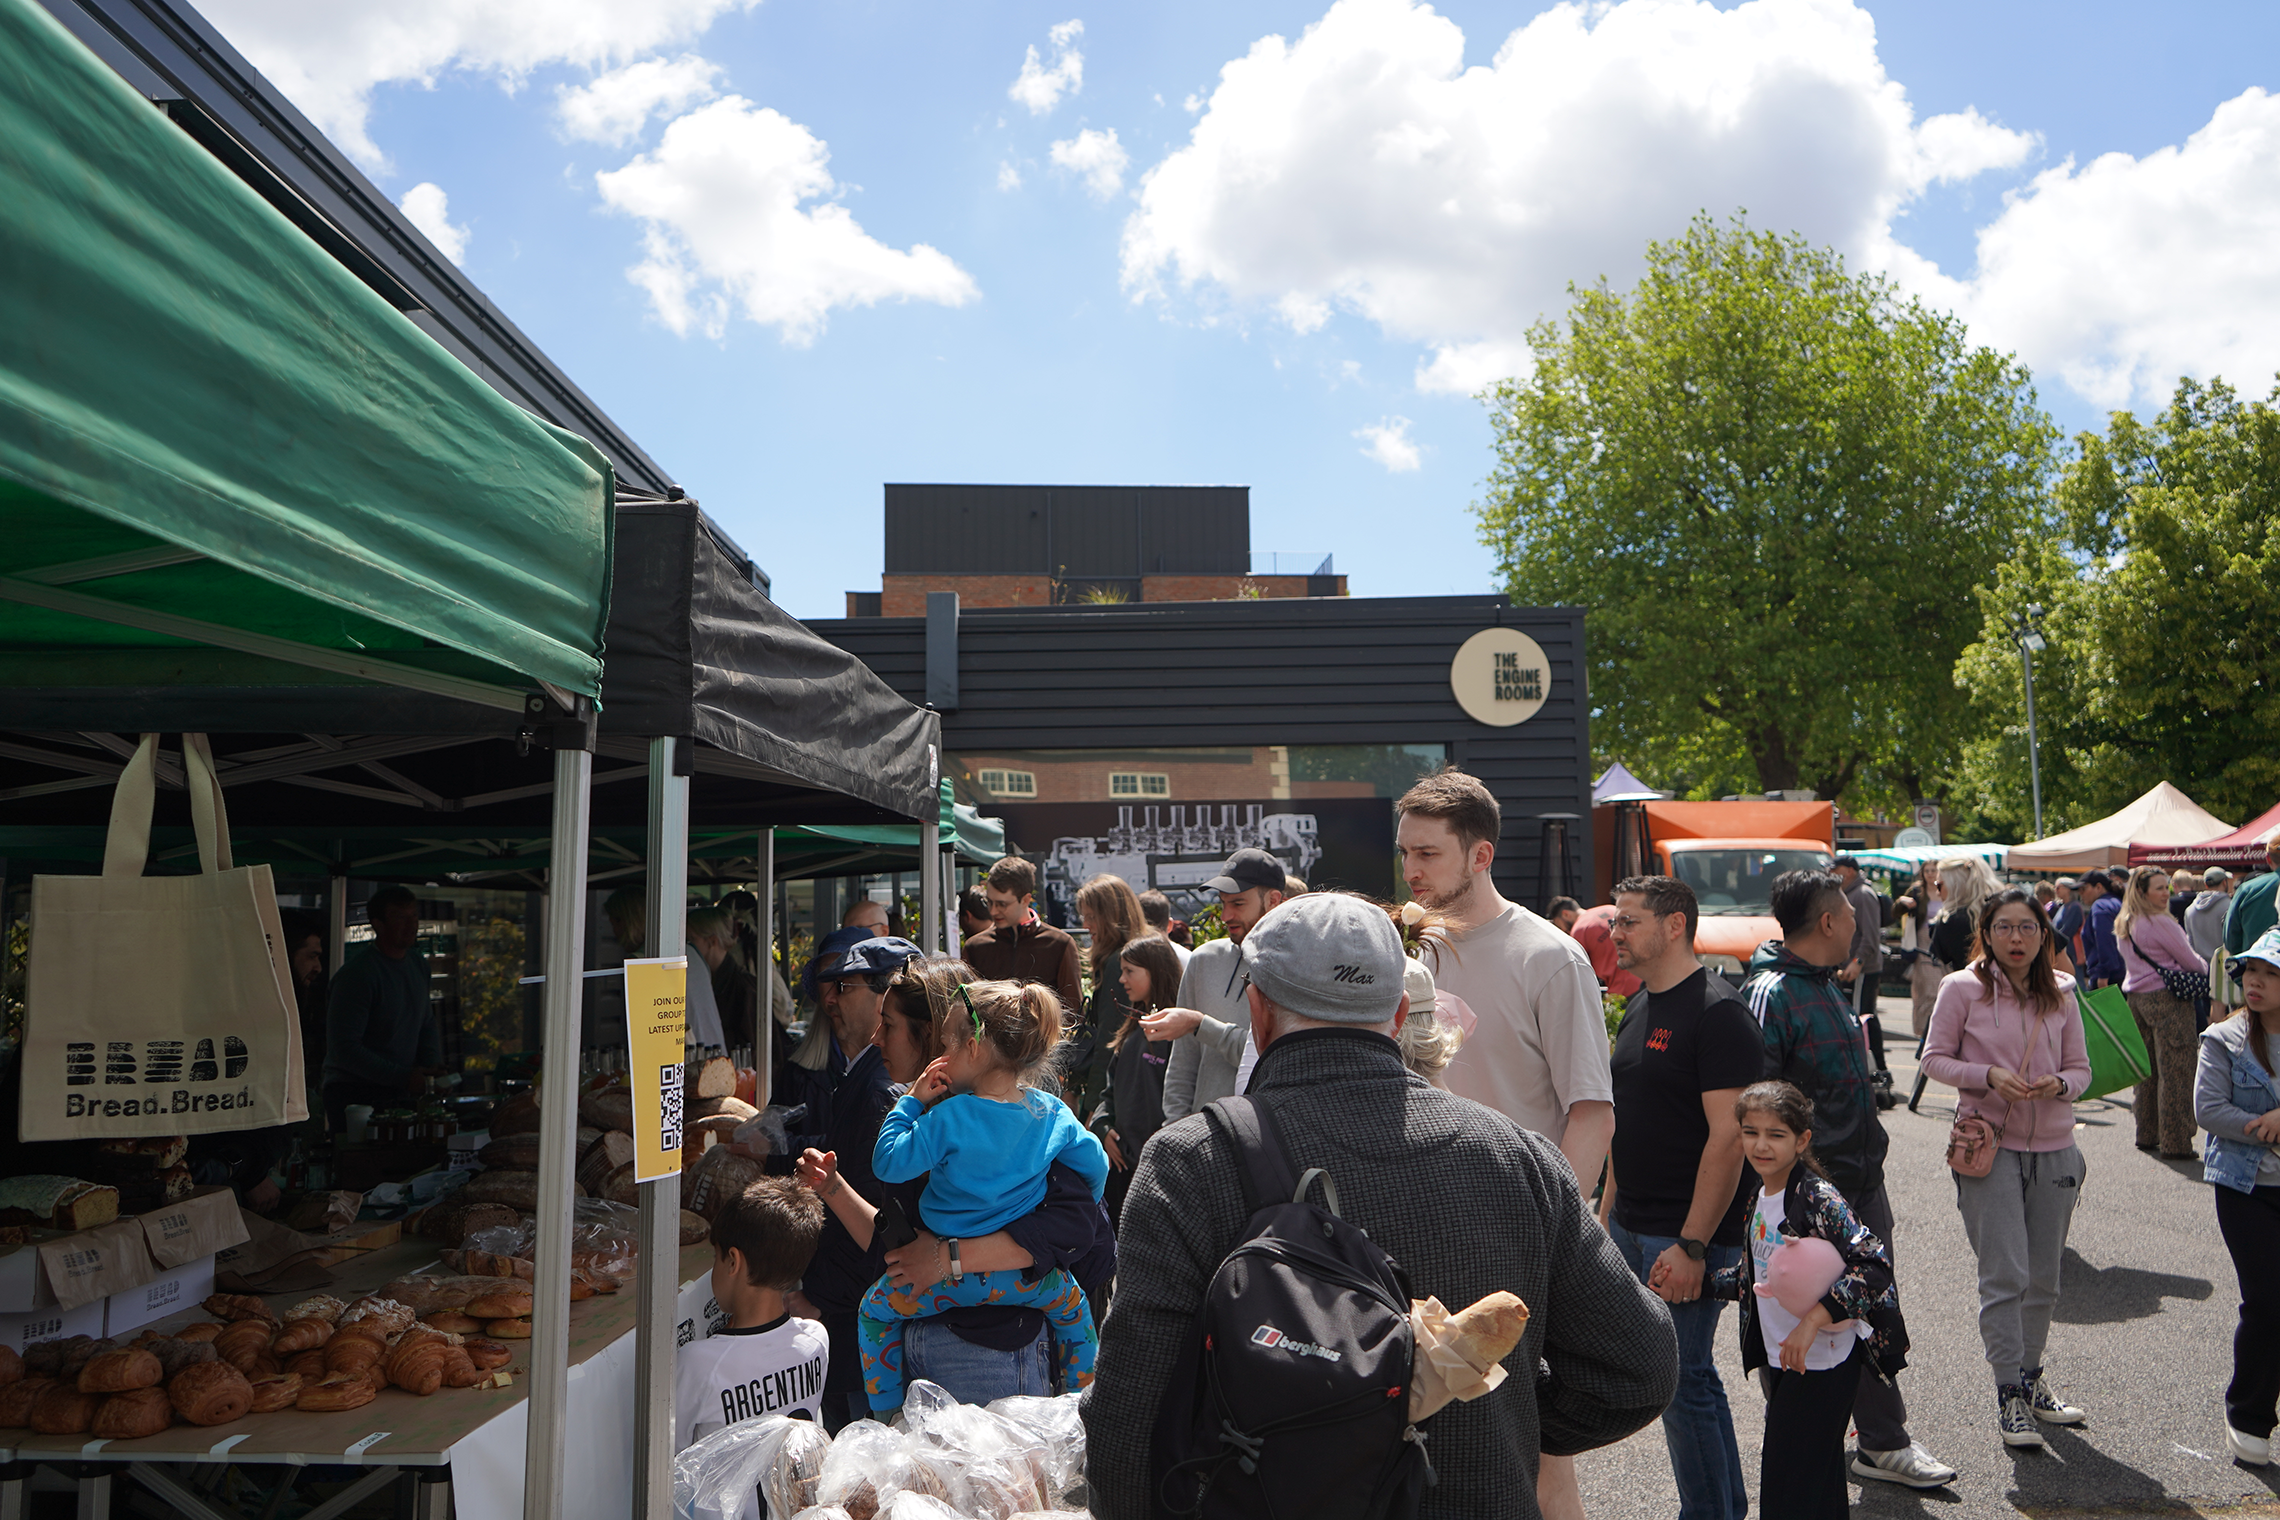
[883,485,1250,577]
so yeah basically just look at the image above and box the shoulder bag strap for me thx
[1205,1095,1300,1217]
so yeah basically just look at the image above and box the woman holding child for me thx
[1921,886,2092,1449]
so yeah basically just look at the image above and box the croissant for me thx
[441,1348,484,1388]
[0,1378,56,1426]
[175,1321,223,1344]
[462,1340,513,1371]
[167,1362,253,1427]
[324,1335,385,1377]
[0,1346,21,1386]
[78,1348,163,1393]
[246,1373,304,1413]
[29,1385,101,1435]
[283,1295,347,1325]
[272,1319,334,1355]
[464,1292,534,1320]
[384,1338,448,1397]
[285,1349,328,1380]
[482,1318,533,1339]
[92,1386,174,1440]
[216,1329,275,1375]
[296,1372,378,1412]
[202,1294,278,1325]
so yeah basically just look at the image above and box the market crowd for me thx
[660,771,2280,1520]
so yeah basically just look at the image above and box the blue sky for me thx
[199,0,2280,619]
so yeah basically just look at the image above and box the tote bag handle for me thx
[101,734,232,879]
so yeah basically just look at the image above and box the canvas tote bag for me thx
[22,734,306,1139]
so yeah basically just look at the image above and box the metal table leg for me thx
[412,1468,450,1520]
[0,1460,30,1520]
[65,1463,111,1520]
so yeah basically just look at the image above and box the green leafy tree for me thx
[1476,214,2057,809]
[1952,378,2280,835]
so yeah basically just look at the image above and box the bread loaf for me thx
[684,1147,764,1222]
[166,1362,252,1426]
[479,1133,544,1170]
[203,1293,280,1324]
[679,1209,711,1246]
[77,1348,163,1393]
[577,1087,636,1135]
[688,1095,758,1124]
[0,1377,55,1426]
[491,1092,541,1137]
[147,1340,218,1380]
[409,1199,521,1243]
[483,1317,533,1339]
[0,1176,119,1231]
[576,1130,635,1195]
[424,1311,484,1335]
[91,1386,173,1439]
[283,1295,347,1325]
[602,1162,639,1206]
[458,1171,547,1211]
[338,1297,416,1337]
[463,1339,513,1371]
[686,1055,737,1099]
[0,1346,21,1386]
[463,1290,534,1320]
[93,1135,188,1171]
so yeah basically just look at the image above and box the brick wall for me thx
[1139,574,1345,602]
[881,573,1054,615]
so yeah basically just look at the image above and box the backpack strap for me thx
[1205,1096,1301,1218]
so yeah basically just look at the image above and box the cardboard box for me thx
[0,1299,104,1352]
[0,1240,60,1313]
[104,1253,217,1338]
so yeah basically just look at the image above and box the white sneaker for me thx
[2028,1377,2085,1425]
[1852,1441,1960,1487]
[2228,1424,2272,1466]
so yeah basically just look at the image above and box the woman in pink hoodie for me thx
[1923,887,2093,1451]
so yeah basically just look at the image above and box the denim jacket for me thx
[2197,1017,2280,1194]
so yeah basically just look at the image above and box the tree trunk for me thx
[1749,725,1801,794]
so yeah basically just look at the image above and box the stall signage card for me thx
[622,957,689,1183]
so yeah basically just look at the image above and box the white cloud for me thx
[1050,127,1130,199]
[997,161,1024,191]
[1009,19,1085,115]
[1936,88,2280,407]
[398,181,469,263]
[197,0,756,168]
[556,54,723,145]
[1356,415,1422,471]
[1121,0,2034,393]
[593,96,978,344]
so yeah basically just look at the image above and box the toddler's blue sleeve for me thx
[1050,1106,1111,1199]
[873,1094,948,1184]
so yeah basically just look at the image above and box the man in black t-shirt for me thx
[1603,875,1762,1520]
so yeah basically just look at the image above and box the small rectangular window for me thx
[1109,772,1169,798]
[979,769,1036,797]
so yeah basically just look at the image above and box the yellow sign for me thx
[1449,628,1551,727]
[622,957,689,1184]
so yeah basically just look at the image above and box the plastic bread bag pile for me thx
[671,1382,1088,1520]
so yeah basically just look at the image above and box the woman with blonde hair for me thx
[2116,864,2205,1156]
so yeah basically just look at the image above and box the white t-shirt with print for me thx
[673,1313,829,1452]
[1748,1187,1868,1371]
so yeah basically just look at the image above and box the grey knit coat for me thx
[1082,1027,1678,1519]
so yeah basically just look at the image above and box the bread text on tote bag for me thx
[23,734,306,1139]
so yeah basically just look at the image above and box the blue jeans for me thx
[900,1314,1054,1405]
[1611,1221,1747,1520]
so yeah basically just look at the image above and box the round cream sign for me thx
[1450,628,1550,727]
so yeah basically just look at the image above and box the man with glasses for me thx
[1601,876,1760,1520]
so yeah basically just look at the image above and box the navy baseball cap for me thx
[1205,847,1287,895]
[835,936,923,981]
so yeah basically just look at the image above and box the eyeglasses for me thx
[1988,920,2045,939]
[955,982,985,1041]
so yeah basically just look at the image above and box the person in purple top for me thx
[2116,865,2206,1157]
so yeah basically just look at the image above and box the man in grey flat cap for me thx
[1083,891,1677,1519]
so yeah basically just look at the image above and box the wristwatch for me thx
[1678,1237,1708,1262]
[946,1237,964,1285]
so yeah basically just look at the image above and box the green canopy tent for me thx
[0,0,615,1511]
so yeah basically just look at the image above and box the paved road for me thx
[1577,995,2280,1520]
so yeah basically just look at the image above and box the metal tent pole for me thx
[758,827,774,1106]
[327,873,348,978]
[920,817,941,953]
[633,737,689,1520]
[523,740,592,1520]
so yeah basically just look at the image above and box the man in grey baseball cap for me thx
[1086,891,1679,1516]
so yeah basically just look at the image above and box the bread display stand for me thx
[0,1235,720,1520]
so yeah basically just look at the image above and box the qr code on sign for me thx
[658,1067,684,1152]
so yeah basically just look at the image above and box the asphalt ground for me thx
[1575,994,2280,1520]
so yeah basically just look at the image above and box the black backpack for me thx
[1149,1096,1434,1520]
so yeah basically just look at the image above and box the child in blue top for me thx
[857,977,1107,1416]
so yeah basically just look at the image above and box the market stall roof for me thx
[2129,800,2280,872]
[1592,762,1663,804]
[0,0,614,710]
[2004,782,2234,874]
[1849,842,2009,873]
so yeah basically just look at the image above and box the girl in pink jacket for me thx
[1923,887,2093,1451]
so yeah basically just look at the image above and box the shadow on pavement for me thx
[2051,1246,2213,1324]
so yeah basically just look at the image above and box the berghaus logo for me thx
[1249,1324,1342,1362]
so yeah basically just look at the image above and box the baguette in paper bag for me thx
[1409,1290,1529,1421]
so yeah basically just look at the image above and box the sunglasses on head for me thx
[955,983,985,1042]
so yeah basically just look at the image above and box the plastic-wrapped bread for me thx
[91,1386,173,1439]
[1407,1291,1529,1421]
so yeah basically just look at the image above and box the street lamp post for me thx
[2011,605,2046,839]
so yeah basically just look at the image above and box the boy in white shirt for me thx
[675,1177,830,1451]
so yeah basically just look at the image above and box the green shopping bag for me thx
[2076,985,2152,1102]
